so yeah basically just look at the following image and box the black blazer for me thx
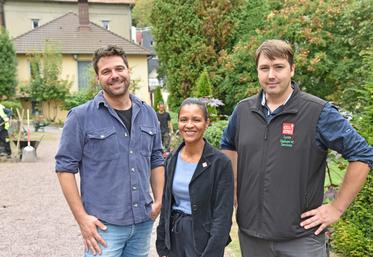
[156,140,234,257]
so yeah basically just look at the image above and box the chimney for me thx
[0,0,5,28]
[78,0,90,31]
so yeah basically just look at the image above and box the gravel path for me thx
[0,129,235,257]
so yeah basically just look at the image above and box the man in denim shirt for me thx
[221,40,372,257]
[55,45,164,257]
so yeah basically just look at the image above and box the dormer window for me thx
[102,20,110,30]
[32,19,39,29]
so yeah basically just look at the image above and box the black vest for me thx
[236,85,327,240]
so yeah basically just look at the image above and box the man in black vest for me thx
[221,39,372,257]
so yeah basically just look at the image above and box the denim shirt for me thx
[55,92,164,225]
[221,97,373,168]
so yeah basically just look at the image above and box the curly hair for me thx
[93,45,128,74]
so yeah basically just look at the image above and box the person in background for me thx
[156,102,172,151]
[0,103,12,157]
[157,97,234,257]
[55,45,164,257]
[221,39,373,257]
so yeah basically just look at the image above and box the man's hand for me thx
[300,203,343,235]
[151,201,162,220]
[78,214,108,256]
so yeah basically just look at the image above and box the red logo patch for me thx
[282,122,294,135]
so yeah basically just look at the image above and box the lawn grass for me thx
[227,210,241,257]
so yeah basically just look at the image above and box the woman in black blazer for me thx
[156,98,234,257]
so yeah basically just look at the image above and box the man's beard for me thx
[100,78,130,97]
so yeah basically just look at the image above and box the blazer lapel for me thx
[190,141,214,183]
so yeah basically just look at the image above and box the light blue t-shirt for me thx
[172,151,198,214]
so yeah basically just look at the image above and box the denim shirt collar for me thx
[93,90,145,111]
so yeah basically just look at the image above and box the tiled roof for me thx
[13,12,150,56]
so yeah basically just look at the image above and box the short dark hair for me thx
[255,39,294,67]
[178,97,209,121]
[93,45,129,75]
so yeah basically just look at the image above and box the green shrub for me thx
[332,48,373,257]
[0,28,17,99]
[153,87,164,112]
[332,219,372,257]
[63,90,96,110]
[1,99,22,111]
[193,68,212,98]
[204,120,228,148]
[168,111,178,133]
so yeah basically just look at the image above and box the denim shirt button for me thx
[129,150,133,154]
[131,168,135,172]
[133,203,138,207]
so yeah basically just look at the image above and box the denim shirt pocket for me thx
[140,126,156,157]
[84,127,120,161]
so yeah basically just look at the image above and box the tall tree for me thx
[220,0,372,113]
[193,68,212,98]
[152,0,207,109]
[151,0,242,110]
[336,0,373,111]
[0,28,17,99]
[132,0,154,27]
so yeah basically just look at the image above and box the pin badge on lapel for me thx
[202,162,207,167]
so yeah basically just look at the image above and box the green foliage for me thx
[27,43,72,103]
[151,0,205,110]
[218,39,261,113]
[193,68,212,97]
[63,66,100,110]
[332,172,373,256]
[0,28,17,99]
[26,42,72,120]
[153,86,164,112]
[204,119,228,149]
[152,0,372,115]
[132,0,154,27]
[219,0,373,113]
[332,219,372,257]
[152,0,242,110]
[63,88,98,111]
[337,0,373,111]
[348,49,373,143]
[331,47,373,257]
[0,99,22,111]
[169,111,179,135]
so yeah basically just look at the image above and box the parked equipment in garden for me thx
[22,109,37,162]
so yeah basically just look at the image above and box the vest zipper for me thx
[264,125,269,140]
[252,109,270,140]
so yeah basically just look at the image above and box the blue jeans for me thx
[85,219,154,257]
